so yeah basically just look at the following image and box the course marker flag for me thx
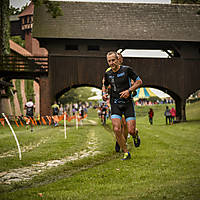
[2,113,22,160]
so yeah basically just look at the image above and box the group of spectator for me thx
[51,102,88,127]
[164,106,176,125]
[136,98,174,106]
[148,106,176,125]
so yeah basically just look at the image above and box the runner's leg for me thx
[112,118,128,153]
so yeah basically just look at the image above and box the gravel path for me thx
[0,120,99,185]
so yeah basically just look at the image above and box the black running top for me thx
[104,65,140,101]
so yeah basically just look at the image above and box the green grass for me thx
[15,79,23,114]
[0,102,200,200]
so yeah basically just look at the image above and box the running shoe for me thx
[133,131,140,148]
[115,141,120,152]
[122,152,131,160]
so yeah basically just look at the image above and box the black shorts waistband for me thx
[112,98,132,104]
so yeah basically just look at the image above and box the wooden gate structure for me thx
[32,2,200,120]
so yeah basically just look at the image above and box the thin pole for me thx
[2,113,22,160]
[76,112,78,130]
[64,112,67,139]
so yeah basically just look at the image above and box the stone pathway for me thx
[0,123,99,185]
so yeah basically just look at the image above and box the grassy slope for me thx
[0,102,200,200]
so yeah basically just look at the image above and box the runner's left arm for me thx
[102,75,109,101]
[120,67,143,98]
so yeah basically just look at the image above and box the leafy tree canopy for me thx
[171,0,200,3]
[9,4,29,15]
[59,87,97,105]
[11,36,25,47]
[32,0,63,18]
[9,0,63,17]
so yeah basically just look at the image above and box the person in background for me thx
[51,101,59,126]
[59,104,64,116]
[148,108,154,125]
[72,106,76,116]
[79,106,84,119]
[24,98,35,132]
[100,102,107,125]
[164,106,171,125]
[170,107,176,124]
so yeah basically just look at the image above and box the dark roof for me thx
[19,2,34,17]
[33,2,200,42]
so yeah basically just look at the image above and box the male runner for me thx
[102,51,142,160]
[104,52,139,153]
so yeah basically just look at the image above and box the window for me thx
[65,44,79,50]
[88,45,100,51]
[22,18,25,24]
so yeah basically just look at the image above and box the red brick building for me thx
[0,2,48,116]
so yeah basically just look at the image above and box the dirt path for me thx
[0,120,99,185]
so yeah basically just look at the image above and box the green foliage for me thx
[59,87,96,104]
[171,0,200,3]
[8,84,15,116]
[9,6,21,15]
[32,0,63,18]
[9,2,29,15]
[15,80,24,114]
[24,80,35,103]
[10,36,25,48]
[1,0,10,55]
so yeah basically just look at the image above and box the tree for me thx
[171,0,200,15]
[9,3,30,15]
[171,0,200,3]
[9,5,21,15]
[0,0,62,57]
[59,87,97,105]
[0,0,10,56]
[32,0,62,18]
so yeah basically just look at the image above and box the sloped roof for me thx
[10,40,32,56]
[33,2,200,42]
[19,2,34,17]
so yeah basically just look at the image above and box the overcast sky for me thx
[10,0,171,9]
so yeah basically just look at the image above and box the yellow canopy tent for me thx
[133,87,157,100]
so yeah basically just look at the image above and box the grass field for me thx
[0,102,199,200]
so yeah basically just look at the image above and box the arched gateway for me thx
[33,2,200,121]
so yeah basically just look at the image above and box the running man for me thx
[104,52,138,153]
[102,51,143,160]
[24,98,35,132]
